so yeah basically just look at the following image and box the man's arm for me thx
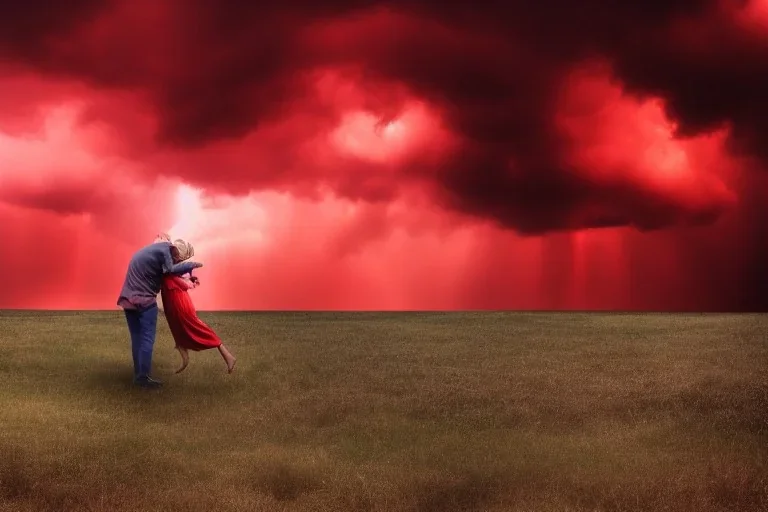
[169,261,202,275]
[161,244,203,275]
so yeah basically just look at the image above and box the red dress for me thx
[161,275,222,351]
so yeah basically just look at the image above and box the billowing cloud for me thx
[0,0,765,310]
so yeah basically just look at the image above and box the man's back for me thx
[117,242,173,309]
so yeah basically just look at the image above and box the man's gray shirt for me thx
[117,242,199,310]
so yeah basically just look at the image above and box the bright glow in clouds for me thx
[167,184,268,254]
[557,63,735,217]
[0,100,176,235]
[735,0,768,31]
[0,105,100,203]
[331,102,444,163]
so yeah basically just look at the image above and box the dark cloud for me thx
[0,0,759,234]
[0,0,108,54]
[606,6,768,158]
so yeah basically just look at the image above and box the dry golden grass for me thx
[0,311,766,511]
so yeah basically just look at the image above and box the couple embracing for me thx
[116,234,236,388]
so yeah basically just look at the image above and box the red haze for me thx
[0,0,766,311]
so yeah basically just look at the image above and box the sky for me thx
[0,0,767,311]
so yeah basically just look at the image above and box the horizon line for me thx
[0,309,764,314]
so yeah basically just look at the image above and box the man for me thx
[117,235,202,387]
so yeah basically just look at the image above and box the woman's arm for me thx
[178,276,198,290]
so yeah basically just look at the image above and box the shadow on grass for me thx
[77,365,252,429]
[0,448,34,502]
[84,367,137,392]
[564,461,768,512]
[251,460,323,501]
[408,471,503,512]
[84,365,237,396]
[0,445,106,512]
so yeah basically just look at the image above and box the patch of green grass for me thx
[0,311,766,511]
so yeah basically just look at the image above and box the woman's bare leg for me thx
[218,344,236,373]
[175,346,189,374]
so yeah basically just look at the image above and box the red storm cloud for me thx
[0,0,766,310]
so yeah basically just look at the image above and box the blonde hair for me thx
[172,239,194,261]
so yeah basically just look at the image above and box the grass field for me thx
[0,311,766,511]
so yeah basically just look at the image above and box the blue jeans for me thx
[124,303,159,383]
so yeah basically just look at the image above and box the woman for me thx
[158,236,237,374]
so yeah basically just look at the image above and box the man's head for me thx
[170,239,194,263]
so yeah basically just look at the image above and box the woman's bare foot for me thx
[218,344,236,374]
[175,347,189,374]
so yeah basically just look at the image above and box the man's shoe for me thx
[134,376,163,388]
